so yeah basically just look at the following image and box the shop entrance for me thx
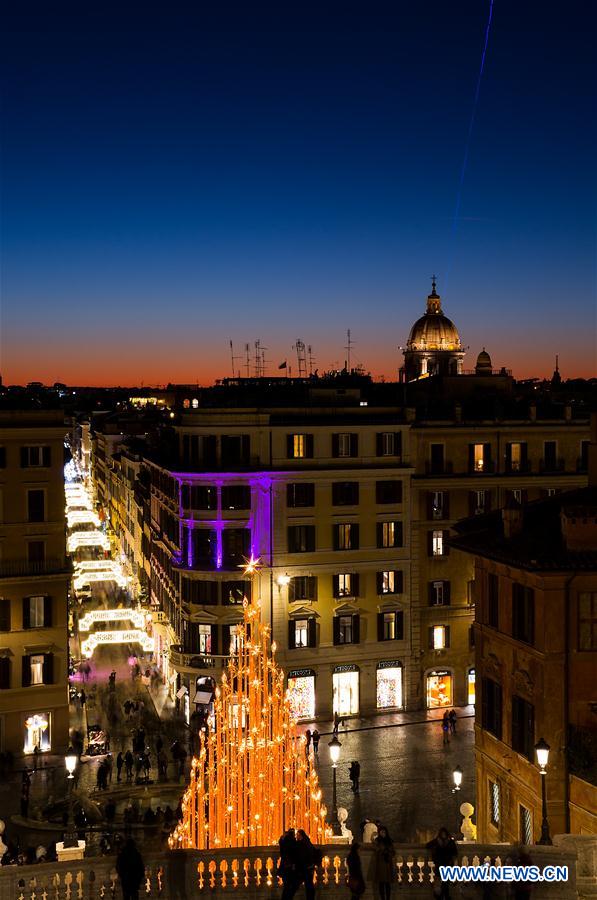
[333,668,359,716]
[468,668,476,705]
[287,670,316,720]
[426,671,452,708]
[376,662,403,709]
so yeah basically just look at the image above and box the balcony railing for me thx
[539,458,565,474]
[424,461,453,475]
[0,557,71,579]
[169,646,229,671]
[0,841,583,900]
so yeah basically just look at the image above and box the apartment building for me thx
[452,473,597,839]
[0,406,70,757]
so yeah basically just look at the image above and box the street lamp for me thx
[452,765,463,791]
[63,748,79,849]
[535,737,552,845]
[277,573,291,588]
[328,734,342,835]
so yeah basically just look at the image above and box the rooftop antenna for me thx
[229,341,241,379]
[344,329,354,372]
[293,339,307,378]
[244,344,251,378]
[307,344,316,375]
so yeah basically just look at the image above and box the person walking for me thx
[305,730,312,753]
[442,712,450,745]
[311,730,320,755]
[426,828,458,900]
[105,753,114,784]
[295,829,320,900]
[368,825,396,900]
[125,750,134,782]
[346,840,366,900]
[80,689,87,708]
[349,761,361,793]
[333,712,340,736]
[116,751,124,783]
[278,828,298,900]
[116,838,145,900]
[448,710,457,734]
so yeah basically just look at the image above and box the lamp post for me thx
[63,748,79,849]
[535,737,552,845]
[452,765,463,791]
[328,734,342,835]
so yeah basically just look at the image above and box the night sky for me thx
[2,2,595,386]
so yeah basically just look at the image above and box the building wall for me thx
[0,411,70,757]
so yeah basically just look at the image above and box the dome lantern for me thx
[403,278,465,380]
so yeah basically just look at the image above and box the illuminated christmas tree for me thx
[169,597,330,849]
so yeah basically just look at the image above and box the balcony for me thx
[468,461,496,475]
[0,557,71,579]
[169,645,228,672]
[539,458,565,474]
[424,461,453,475]
[0,841,584,900]
[504,461,532,475]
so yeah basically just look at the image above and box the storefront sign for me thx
[288,668,315,678]
[377,660,403,670]
[333,664,358,673]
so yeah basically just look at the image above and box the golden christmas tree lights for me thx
[169,598,330,849]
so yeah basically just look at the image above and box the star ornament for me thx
[240,554,262,577]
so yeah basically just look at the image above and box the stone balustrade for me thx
[0,840,590,900]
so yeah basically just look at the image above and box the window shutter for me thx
[483,443,491,468]
[443,531,450,556]
[486,491,492,512]
[396,522,403,547]
[333,617,340,646]
[376,523,383,548]
[521,443,528,469]
[377,613,384,641]
[521,490,528,505]
[444,626,451,648]
[394,433,402,457]
[428,583,435,605]
[288,620,296,650]
[287,527,295,553]
[426,492,434,519]
[306,434,314,458]
[308,576,317,601]
[444,582,451,606]
[496,685,503,739]
[240,435,250,463]
[22,655,31,687]
[43,652,54,684]
[43,596,52,627]
[468,491,476,516]
[428,626,435,649]
[468,445,474,472]
[333,526,340,551]
[307,617,317,648]
[210,625,219,656]
[352,614,360,644]
[444,492,450,519]
[332,575,339,598]
[286,435,294,458]
[395,571,403,593]
[22,598,30,630]
[286,484,294,507]
[353,574,360,597]
[396,611,404,640]
[0,658,9,689]
[427,531,434,557]
[222,625,231,655]
[350,434,359,457]
[42,447,51,467]
[20,447,29,468]
[376,572,383,594]
[331,434,339,458]
[505,443,512,469]
[352,524,359,549]
[376,433,383,456]
[0,599,11,632]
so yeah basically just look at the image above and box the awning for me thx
[176,686,188,699]
[193,690,213,705]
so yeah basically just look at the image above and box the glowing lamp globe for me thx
[277,574,291,587]
[535,737,550,771]
[452,765,463,790]
[65,749,77,779]
[328,734,342,765]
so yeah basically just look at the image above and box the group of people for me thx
[441,710,458,745]
[304,729,321,755]
[278,828,322,900]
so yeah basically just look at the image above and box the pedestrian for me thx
[116,838,145,900]
[346,840,366,900]
[442,712,450,745]
[105,753,113,784]
[156,735,163,755]
[142,752,151,782]
[368,825,396,900]
[426,828,458,900]
[80,689,87,707]
[135,755,143,782]
[448,710,457,734]
[305,730,312,751]
[349,760,361,793]
[125,750,134,781]
[33,745,40,772]
[158,749,168,781]
[311,730,320,755]
[116,751,124,782]
[295,829,321,900]
[278,828,298,900]
[333,712,340,736]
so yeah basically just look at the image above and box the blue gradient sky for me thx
[1,2,595,385]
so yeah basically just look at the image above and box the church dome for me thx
[475,348,492,373]
[406,281,462,352]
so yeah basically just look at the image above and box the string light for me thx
[169,597,330,849]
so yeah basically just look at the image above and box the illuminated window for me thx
[24,713,50,753]
[519,805,532,845]
[377,570,403,594]
[229,625,242,654]
[432,530,444,556]
[379,611,403,641]
[431,625,448,650]
[431,491,445,519]
[30,655,44,685]
[335,573,355,598]
[376,665,403,709]
[287,674,315,719]
[295,619,309,648]
[467,668,476,705]
[333,669,359,715]
[378,521,402,549]
[335,523,358,551]
[197,624,212,655]
[490,780,501,826]
[192,399,199,409]
[507,442,525,472]
[27,596,46,628]
[183,399,191,409]
[426,671,452,708]
[429,581,447,605]
[470,443,491,472]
